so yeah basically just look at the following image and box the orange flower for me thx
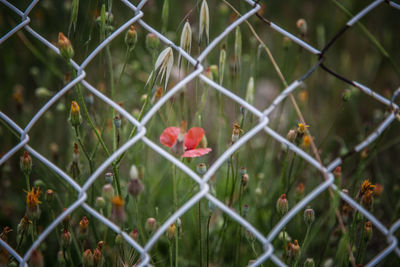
[360,179,375,197]
[26,187,41,209]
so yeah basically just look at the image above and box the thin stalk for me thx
[295,225,311,266]
[169,240,173,267]
[172,164,179,267]
[198,201,203,267]
[24,174,30,191]
[116,47,131,90]
[74,126,94,173]
[206,215,211,267]
[134,197,145,244]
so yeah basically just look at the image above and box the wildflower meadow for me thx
[1,0,400,266]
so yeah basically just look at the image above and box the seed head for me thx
[178,21,192,69]
[149,47,174,91]
[113,115,121,129]
[196,163,207,175]
[199,0,210,45]
[105,172,113,184]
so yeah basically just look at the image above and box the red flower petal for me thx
[182,148,212,158]
[160,127,180,148]
[184,127,204,150]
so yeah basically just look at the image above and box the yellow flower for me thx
[297,123,309,134]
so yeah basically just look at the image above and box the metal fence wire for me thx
[1,0,400,266]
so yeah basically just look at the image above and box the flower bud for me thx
[57,251,65,265]
[29,249,44,267]
[125,25,137,51]
[196,163,207,175]
[342,89,351,101]
[129,165,139,180]
[241,173,249,187]
[61,229,72,248]
[286,129,296,142]
[145,217,157,232]
[127,178,144,198]
[243,204,249,217]
[113,115,121,129]
[297,123,309,134]
[296,19,307,36]
[333,166,342,179]
[93,248,102,265]
[115,234,123,245]
[58,32,74,59]
[166,224,176,241]
[82,249,94,267]
[45,189,54,203]
[20,151,32,176]
[296,183,305,197]
[240,167,247,176]
[304,258,315,267]
[105,172,113,184]
[364,221,372,241]
[102,184,114,201]
[79,216,89,237]
[129,228,139,241]
[69,101,82,127]
[276,194,289,216]
[373,184,384,197]
[304,207,315,226]
[110,196,126,224]
[146,33,159,51]
[95,197,106,209]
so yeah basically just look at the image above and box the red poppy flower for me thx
[160,125,212,158]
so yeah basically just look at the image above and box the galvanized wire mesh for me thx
[1,0,400,266]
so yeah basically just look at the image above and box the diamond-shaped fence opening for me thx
[1,0,400,266]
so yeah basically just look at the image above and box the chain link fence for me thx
[1,0,400,266]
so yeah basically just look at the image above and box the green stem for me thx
[74,126,93,173]
[169,240,173,267]
[172,164,179,267]
[24,174,30,191]
[206,215,211,267]
[199,201,203,267]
